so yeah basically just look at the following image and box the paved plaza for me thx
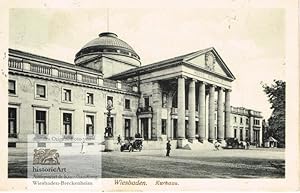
[8,145,285,178]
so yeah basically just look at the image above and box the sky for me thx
[9,8,285,119]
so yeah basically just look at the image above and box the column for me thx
[188,79,196,141]
[217,88,224,141]
[259,120,263,147]
[138,118,142,134]
[236,127,240,140]
[249,115,253,143]
[208,85,215,142]
[166,92,173,139]
[205,92,209,139]
[225,89,232,139]
[152,81,162,139]
[198,82,206,142]
[170,118,173,139]
[148,118,152,140]
[177,76,186,147]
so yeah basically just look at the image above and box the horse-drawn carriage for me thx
[120,137,143,152]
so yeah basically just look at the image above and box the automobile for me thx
[120,138,143,152]
[224,138,250,149]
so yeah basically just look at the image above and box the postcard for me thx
[0,0,299,191]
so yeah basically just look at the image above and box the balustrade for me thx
[8,59,22,69]
[30,63,51,75]
[58,70,76,80]
[82,75,97,84]
[8,59,135,92]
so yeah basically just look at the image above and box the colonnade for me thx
[177,76,232,144]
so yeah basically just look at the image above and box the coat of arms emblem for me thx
[205,52,216,71]
[33,148,60,165]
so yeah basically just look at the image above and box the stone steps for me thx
[109,139,217,151]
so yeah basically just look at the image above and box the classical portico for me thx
[110,47,236,148]
[175,76,232,147]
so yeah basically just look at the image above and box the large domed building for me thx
[7,30,264,154]
[75,32,141,78]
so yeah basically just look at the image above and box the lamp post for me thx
[104,99,114,151]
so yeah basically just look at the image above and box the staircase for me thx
[106,139,216,151]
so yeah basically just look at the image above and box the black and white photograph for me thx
[0,1,299,192]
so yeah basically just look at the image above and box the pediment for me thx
[184,48,235,80]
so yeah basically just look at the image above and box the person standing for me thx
[214,141,221,150]
[117,135,121,145]
[80,139,86,154]
[166,140,171,156]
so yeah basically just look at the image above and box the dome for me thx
[75,32,140,64]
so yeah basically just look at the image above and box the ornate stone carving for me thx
[205,52,216,71]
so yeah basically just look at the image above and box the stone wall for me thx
[8,73,139,144]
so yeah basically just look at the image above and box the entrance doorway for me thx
[254,130,260,145]
[173,119,177,139]
[141,118,149,140]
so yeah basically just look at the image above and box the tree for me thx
[262,80,285,147]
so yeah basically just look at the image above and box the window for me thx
[246,118,249,125]
[8,108,17,137]
[234,128,237,138]
[125,99,130,109]
[87,93,94,105]
[124,119,131,139]
[36,84,46,98]
[253,130,260,144]
[240,128,243,140]
[63,89,72,102]
[63,113,72,135]
[8,80,16,95]
[161,119,166,135]
[36,110,46,135]
[240,117,243,124]
[245,129,249,140]
[254,119,260,125]
[107,96,113,107]
[86,115,94,136]
[144,97,149,107]
[234,116,237,123]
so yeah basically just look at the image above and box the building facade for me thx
[8,32,263,148]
